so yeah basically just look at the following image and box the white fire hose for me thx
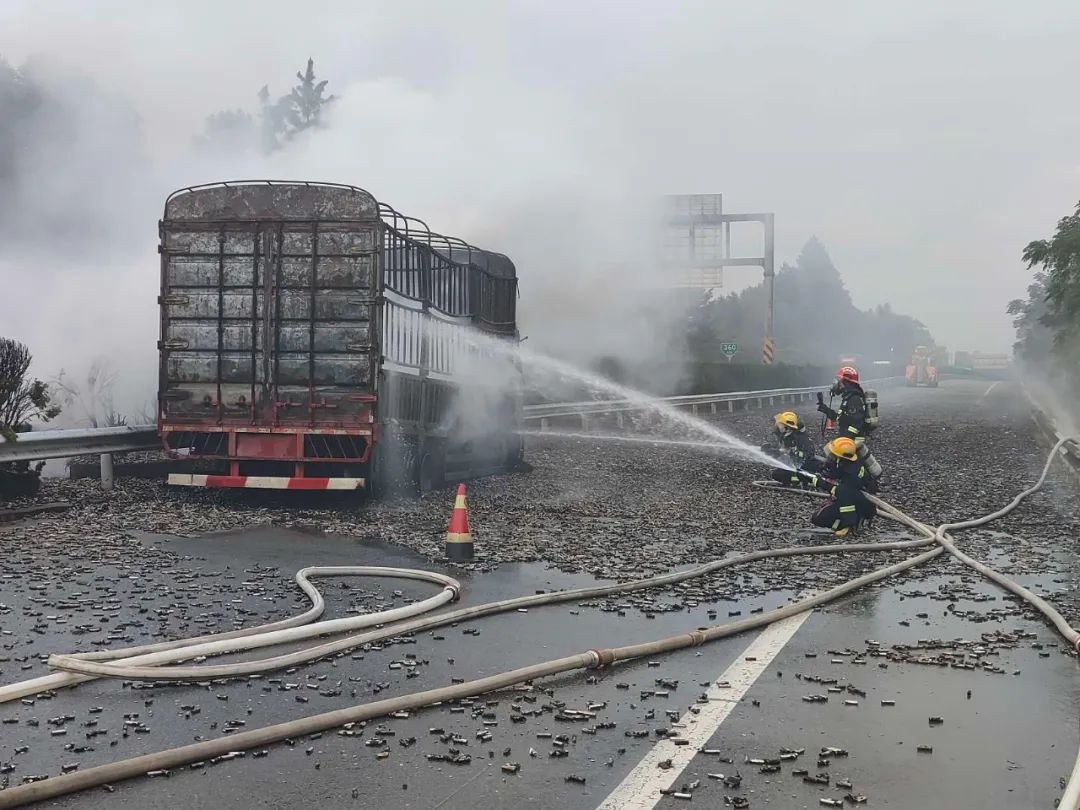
[0,439,1076,808]
[0,567,460,705]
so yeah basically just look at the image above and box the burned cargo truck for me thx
[158,181,522,492]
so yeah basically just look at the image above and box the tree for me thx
[193,108,257,153]
[199,59,336,155]
[284,58,336,136]
[1007,272,1056,362]
[257,84,290,152]
[1022,201,1080,356]
[2,55,149,249]
[0,337,60,440]
[1011,203,1080,402]
[53,357,120,428]
[794,236,853,307]
[0,57,38,189]
[686,237,935,367]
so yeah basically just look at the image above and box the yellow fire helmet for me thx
[774,411,802,432]
[826,437,859,461]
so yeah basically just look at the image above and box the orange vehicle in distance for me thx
[906,345,939,388]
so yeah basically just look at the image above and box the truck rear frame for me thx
[157,181,520,492]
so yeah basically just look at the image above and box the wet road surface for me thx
[0,378,1077,809]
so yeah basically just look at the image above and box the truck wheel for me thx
[504,434,525,470]
[371,426,419,498]
[418,448,444,493]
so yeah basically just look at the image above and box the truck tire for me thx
[371,426,419,498]
[504,434,525,471]
[418,444,445,493]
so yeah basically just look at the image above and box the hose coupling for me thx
[586,648,616,669]
[688,631,707,647]
[445,584,461,602]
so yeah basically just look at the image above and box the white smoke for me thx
[3,0,1080,420]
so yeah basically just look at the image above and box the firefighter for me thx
[761,411,824,486]
[797,437,877,537]
[817,366,867,439]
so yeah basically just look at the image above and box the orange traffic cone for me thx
[445,483,473,560]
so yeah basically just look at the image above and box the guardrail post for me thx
[615,413,625,429]
[727,401,735,413]
[710,402,717,415]
[691,403,698,417]
[580,414,590,431]
[540,418,549,432]
[100,453,114,491]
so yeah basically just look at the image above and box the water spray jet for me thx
[520,429,796,470]
[450,326,789,469]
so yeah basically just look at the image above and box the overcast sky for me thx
[2,0,1078,386]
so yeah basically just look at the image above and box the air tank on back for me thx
[854,437,883,480]
[864,389,880,431]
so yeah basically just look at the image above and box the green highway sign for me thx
[720,342,738,358]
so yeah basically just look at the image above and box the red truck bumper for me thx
[167,473,365,490]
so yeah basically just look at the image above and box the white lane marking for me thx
[595,607,814,809]
[982,381,1001,399]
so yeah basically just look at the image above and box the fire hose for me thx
[0,566,461,705]
[5,542,931,689]
[0,440,1076,808]
[756,435,1080,652]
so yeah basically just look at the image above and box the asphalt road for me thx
[0,377,1077,809]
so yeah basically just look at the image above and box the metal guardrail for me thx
[523,377,905,423]
[1022,386,1080,474]
[0,426,159,464]
[1,378,908,461]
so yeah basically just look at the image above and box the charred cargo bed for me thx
[157,181,521,492]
